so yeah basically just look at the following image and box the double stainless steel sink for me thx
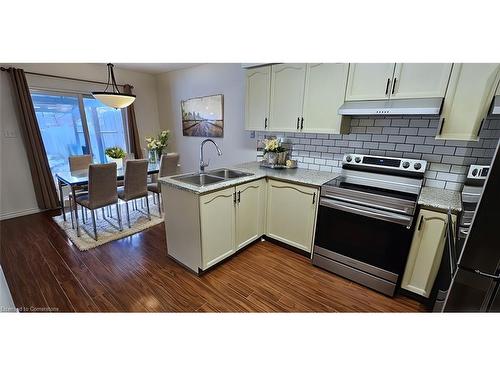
[172,168,253,187]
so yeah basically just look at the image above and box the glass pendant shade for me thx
[92,63,136,109]
[91,92,136,109]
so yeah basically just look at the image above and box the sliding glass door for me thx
[31,90,128,177]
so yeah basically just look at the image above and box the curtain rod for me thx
[0,66,133,89]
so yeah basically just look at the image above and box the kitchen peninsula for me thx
[159,162,338,273]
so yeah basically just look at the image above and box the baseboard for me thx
[0,207,41,221]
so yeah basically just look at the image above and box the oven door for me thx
[314,197,415,278]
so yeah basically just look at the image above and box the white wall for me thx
[156,64,256,173]
[0,63,161,220]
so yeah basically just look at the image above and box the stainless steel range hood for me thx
[491,96,500,115]
[338,98,443,116]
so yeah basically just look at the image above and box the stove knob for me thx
[414,162,422,170]
[472,168,478,176]
[345,155,352,163]
[402,161,410,169]
[355,156,361,163]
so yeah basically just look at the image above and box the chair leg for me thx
[91,209,98,241]
[152,192,156,205]
[101,207,105,220]
[116,203,123,231]
[157,193,161,214]
[145,194,151,221]
[126,202,131,228]
[81,205,86,224]
[69,195,75,229]
[75,203,80,237]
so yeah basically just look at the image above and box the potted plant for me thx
[263,138,287,165]
[146,130,170,163]
[105,146,126,169]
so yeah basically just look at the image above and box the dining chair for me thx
[74,163,122,240]
[147,153,180,214]
[68,154,93,229]
[118,159,151,228]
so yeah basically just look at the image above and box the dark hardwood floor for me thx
[0,211,427,312]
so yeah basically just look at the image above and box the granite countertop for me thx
[418,186,462,213]
[159,161,340,194]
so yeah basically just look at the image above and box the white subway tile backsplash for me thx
[388,135,406,143]
[395,144,413,152]
[425,180,446,188]
[445,181,463,191]
[399,128,419,135]
[430,163,451,172]
[255,117,498,190]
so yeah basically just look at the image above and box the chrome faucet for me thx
[199,139,222,173]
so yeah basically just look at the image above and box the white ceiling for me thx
[113,63,202,75]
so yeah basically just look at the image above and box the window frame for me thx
[30,88,129,167]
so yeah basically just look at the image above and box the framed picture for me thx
[181,94,224,137]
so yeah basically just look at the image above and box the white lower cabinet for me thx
[235,179,266,250]
[200,186,237,269]
[401,209,456,298]
[200,180,266,269]
[164,177,319,273]
[266,180,319,253]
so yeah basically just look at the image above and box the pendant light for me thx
[92,63,136,109]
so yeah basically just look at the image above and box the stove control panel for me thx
[342,154,427,174]
[467,165,490,180]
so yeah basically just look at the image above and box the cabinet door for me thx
[200,187,236,269]
[302,63,349,134]
[235,179,266,250]
[269,63,307,132]
[345,63,395,101]
[438,64,500,141]
[266,180,318,253]
[401,209,456,297]
[245,66,271,131]
[390,63,452,99]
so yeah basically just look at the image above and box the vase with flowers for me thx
[263,138,287,165]
[145,130,170,163]
[105,146,126,169]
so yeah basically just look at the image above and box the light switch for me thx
[4,129,17,138]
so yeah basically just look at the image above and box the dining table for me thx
[55,162,160,224]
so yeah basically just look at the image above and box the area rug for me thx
[53,196,164,251]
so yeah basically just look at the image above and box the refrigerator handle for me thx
[473,269,500,280]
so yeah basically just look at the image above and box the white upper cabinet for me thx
[302,63,349,134]
[345,63,453,101]
[245,66,271,131]
[345,63,395,101]
[269,63,307,132]
[391,63,452,99]
[438,63,500,141]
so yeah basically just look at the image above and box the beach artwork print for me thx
[181,94,224,137]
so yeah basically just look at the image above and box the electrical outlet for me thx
[4,129,17,138]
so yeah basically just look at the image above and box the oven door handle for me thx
[320,197,413,228]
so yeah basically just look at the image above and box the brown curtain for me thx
[8,68,59,210]
[123,84,143,159]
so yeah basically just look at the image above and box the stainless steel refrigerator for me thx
[444,140,500,312]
